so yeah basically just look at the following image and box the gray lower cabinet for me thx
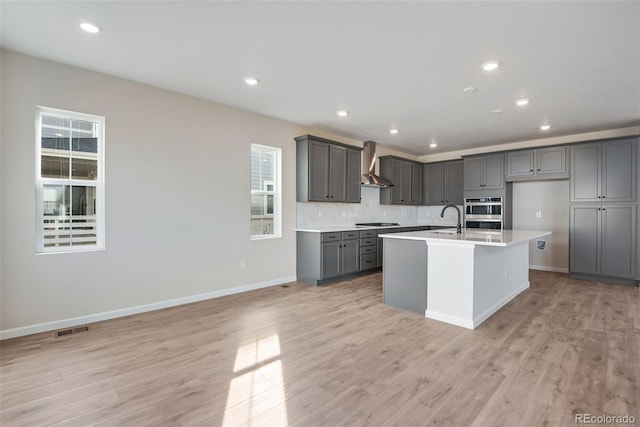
[423,160,463,205]
[297,230,365,285]
[570,204,636,281]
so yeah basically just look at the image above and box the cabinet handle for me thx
[537,169,541,171]
[530,169,533,172]
[602,196,606,199]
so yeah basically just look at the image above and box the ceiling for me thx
[1,1,639,156]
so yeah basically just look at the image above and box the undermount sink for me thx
[429,230,458,234]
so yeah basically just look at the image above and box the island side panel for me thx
[296,231,322,285]
[472,241,530,327]
[382,238,428,315]
[425,241,476,328]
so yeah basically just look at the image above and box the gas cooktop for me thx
[355,222,400,227]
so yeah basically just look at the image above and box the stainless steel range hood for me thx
[361,141,393,188]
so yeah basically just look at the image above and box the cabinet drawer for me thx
[360,238,376,247]
[341,231,358,240]
[360,245,376,255]
[359,230,376,238]
[321,232,341,242]
[360,253,377,270]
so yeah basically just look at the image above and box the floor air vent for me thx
[55,325,90,338]
[280,285,290,288]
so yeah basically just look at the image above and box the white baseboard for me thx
[425,281,530,330]
[0,276,297,341]
[472,281,530,328]
[529,265,569,273]
[425,310,475,329]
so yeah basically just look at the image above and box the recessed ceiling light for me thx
[539,124,551,131]
[491,109,504,114]
[80,21,102,33]
[336,110,348,117]
[244,76,260,86]
[515,98,530,106]
[463,87,477,93]
[429,143,438,148]
[481,60,501,71]
[389,128,399,134]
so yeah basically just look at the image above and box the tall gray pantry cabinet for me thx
[569,137,639,285]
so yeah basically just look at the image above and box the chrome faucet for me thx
[440,204,462,233]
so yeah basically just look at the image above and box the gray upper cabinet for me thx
[346,148,362,203]
[380,156,422,205]
[295,134,363,203]
[506,147,568,181]
[464,154,504,190]
[571,139,636,203]
[411,163,423,205]
[424,160,463,205]
[328,145,347,202]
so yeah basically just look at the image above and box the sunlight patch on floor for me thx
[222,334,288,426]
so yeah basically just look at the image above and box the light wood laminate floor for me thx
[1,271,639,426]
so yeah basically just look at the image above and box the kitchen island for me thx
[380,229,551,329]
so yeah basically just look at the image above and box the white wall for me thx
[512,180,570,272]
[1,50,347,336]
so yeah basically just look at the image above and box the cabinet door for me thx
[444,161,464,205]
[341,239,360,274]
[308,141,329,201]
[346,148,362,203]
[424,163,444,204]
[507,150,535,178]
[571,144,601,202]
[536,147,567,176]
[602,140,636,202]
[601,204,636,278]
[464,157,484,190]
[328,145,347,201]
[483,154,505,189]
[322,240,342,279]
[570,205,601,275]
[411,163,423,205]
[392,159,412,204]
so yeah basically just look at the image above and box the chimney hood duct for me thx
[361,141,393,188]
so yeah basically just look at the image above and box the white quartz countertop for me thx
[379,229,552,247]
[296,223,456,233]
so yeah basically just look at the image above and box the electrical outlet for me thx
[536,211,542,218]
[240,259,247,269]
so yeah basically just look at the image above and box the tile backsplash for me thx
[296,187,460,228]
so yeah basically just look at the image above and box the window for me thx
[251,144,281,239]
[36,107,105,253]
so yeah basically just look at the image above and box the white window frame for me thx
[250,144,282,240]
[35,106,105,253]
